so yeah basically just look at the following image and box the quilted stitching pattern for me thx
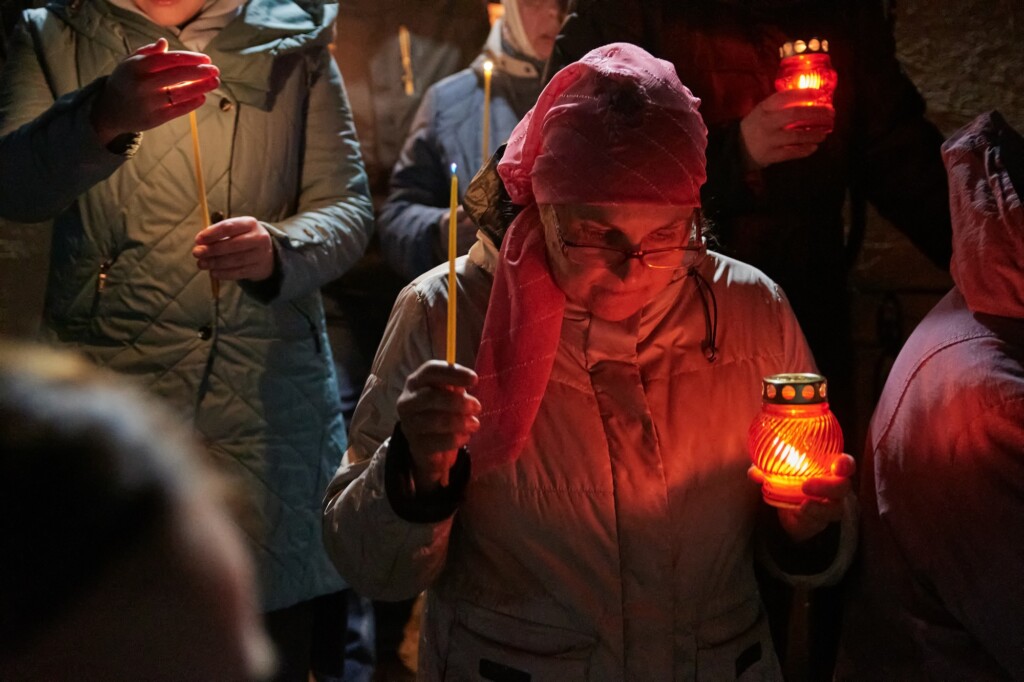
[22,0,367,609]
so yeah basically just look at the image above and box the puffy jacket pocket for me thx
[444,601,594,681]
[695,612,780,681]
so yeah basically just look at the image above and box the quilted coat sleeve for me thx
[260,52,374,303]
[0,17,126,222]
[322,281,455,601]
[377,85,448,282]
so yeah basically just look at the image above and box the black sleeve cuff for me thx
[105,131,142,157]
[238,238,284,303]
[384,421,470,523]
[760,505,842,576]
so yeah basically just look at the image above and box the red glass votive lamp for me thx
[775,38,838,110]
[748,373,843,509]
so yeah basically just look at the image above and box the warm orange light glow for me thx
[775,51,838,110]
[797,73,822,90]
[749,374,843,508]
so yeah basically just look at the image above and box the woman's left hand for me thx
[193,217,275,281]
[750,454,856,543]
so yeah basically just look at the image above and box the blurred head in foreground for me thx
[0,343,274,681]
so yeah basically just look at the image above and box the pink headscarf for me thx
[470,43,708,476]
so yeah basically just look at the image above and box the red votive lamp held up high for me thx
[775,38,837,110]
[748,373,843,509]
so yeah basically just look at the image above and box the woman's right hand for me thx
[396,360,481,493]
[90,37,220,147]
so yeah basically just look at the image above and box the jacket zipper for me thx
[96,258,114,293]
[90,257,116,320]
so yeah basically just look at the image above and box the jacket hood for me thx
[943,111,1024,318]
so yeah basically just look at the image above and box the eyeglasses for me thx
[550,210,705,270]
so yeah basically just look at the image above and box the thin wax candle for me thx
[482,60,493,166]
[399,25,414,96]
[446,163,458,365]
[188,110,219,299]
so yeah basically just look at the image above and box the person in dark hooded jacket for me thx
[835,110,1024,680]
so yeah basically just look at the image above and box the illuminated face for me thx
[133,0,206,28]
[540,203,698,322]
[517,0,566,61]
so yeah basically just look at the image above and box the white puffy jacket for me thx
[323,238,855,681]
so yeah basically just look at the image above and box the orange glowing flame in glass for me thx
[775,51,838,110]
[749,374,843,508]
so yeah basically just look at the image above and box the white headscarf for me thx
[499,0,538,62]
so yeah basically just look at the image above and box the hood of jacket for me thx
[49,0,336,107]
[943,111,1024,319]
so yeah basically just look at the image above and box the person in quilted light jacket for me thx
[0,0,373,677]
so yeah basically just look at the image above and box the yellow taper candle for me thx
[446,163,458,365]
[188,110,219,299]
[481,60,493,166]
[399,25,414,96]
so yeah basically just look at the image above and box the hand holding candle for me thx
[193,217,275,283]
[90,37,219,147]
[738,37,836,169]
[747,373,855,541]
[396,360,480,494]
[749,452,856,542]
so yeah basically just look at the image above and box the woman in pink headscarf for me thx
[324,43,856,679]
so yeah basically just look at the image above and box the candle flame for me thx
[451,163,458,174]
[483,60,494,74]
[770,435,810,475]
[798,73,823,89]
